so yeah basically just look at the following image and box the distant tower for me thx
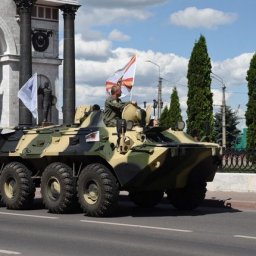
[0,0,79,126]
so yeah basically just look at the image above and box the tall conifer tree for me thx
[169,87,183,129]
[245,53,256,150]
[159,106,169,127]
[215,106,240,147]
[186,35,214,140]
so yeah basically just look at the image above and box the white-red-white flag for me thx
[106,54,137,96]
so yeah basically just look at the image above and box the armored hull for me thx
[0,107,221,216]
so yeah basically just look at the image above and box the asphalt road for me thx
[0,197,255,256]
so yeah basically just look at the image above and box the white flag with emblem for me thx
[18,73,38,119]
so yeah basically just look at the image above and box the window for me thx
[38,7,44,18]
[52,9,58,20]
[45,8,51,19]
[31,5,59,21]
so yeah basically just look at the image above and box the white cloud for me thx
[59,34,112,60]
[170,7,238,29]
[108,29,130,42]
[77,6,152,28]
[75,58,111,84]
[211,53,252,126]
[73,7,152,41]
[212,53,253,86]
[212,89,223,107]
[76,84,107,107]
[60,0,163,45]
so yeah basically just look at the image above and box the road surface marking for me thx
[0,249,21,255]
[234,235,256,240]
[81,220,193,233]
[0,211,59,220]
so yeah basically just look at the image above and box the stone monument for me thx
[0,0,79,126]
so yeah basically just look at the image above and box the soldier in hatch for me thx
[103,82,129,127]
[103,79,148,127]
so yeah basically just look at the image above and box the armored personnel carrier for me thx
[0,104,221,217]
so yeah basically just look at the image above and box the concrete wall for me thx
[207,173,256,192]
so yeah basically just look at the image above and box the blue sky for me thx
[58,0,256,129]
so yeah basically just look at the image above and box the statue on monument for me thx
[38,82,55,123]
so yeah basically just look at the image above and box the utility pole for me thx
[157,77,163,119]
[211,72,227,148]
[146,60,162,119]
[221,83,227,148]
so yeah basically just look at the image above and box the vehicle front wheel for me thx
[167,182,207,210]
[77,163,119,217]
[0,162,35,209]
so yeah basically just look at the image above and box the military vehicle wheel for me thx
[77,163,119,217]
[129,190,164,207]
[0,162,35,209]
[167,182,207,210]
[41,162,76,213]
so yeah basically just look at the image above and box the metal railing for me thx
[218,149,256,173]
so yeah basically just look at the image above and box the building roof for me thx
[37,0,80,7]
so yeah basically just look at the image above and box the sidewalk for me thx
[204,191,256,210]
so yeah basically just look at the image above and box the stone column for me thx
[14,0,36,126]
[61,4,79,125]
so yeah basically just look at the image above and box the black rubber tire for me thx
[0,162,35,209]
[77,163,119,217]
[167,182,207,210]
[41,162,76,213]
[129,190,164,208]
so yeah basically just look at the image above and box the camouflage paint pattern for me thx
[0,105,221,192]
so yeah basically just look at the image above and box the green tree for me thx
[214,106,241,147]
[186,35,214,141]
[159,106,169,127]
[169,87,183,129]
[245,53,256,150]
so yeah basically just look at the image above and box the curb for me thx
[226,200,256,210]
[203,198,256,210]
[207,173,256,193]
[205,173,256,210]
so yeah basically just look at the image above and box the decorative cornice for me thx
[13,0,37,10]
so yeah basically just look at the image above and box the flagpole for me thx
[129,90,133,101]
[130,54,137,102]
[35,73,38,125]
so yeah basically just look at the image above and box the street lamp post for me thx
[146,60,163,119]
[143,100,159,118]
[211,72,227,148]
